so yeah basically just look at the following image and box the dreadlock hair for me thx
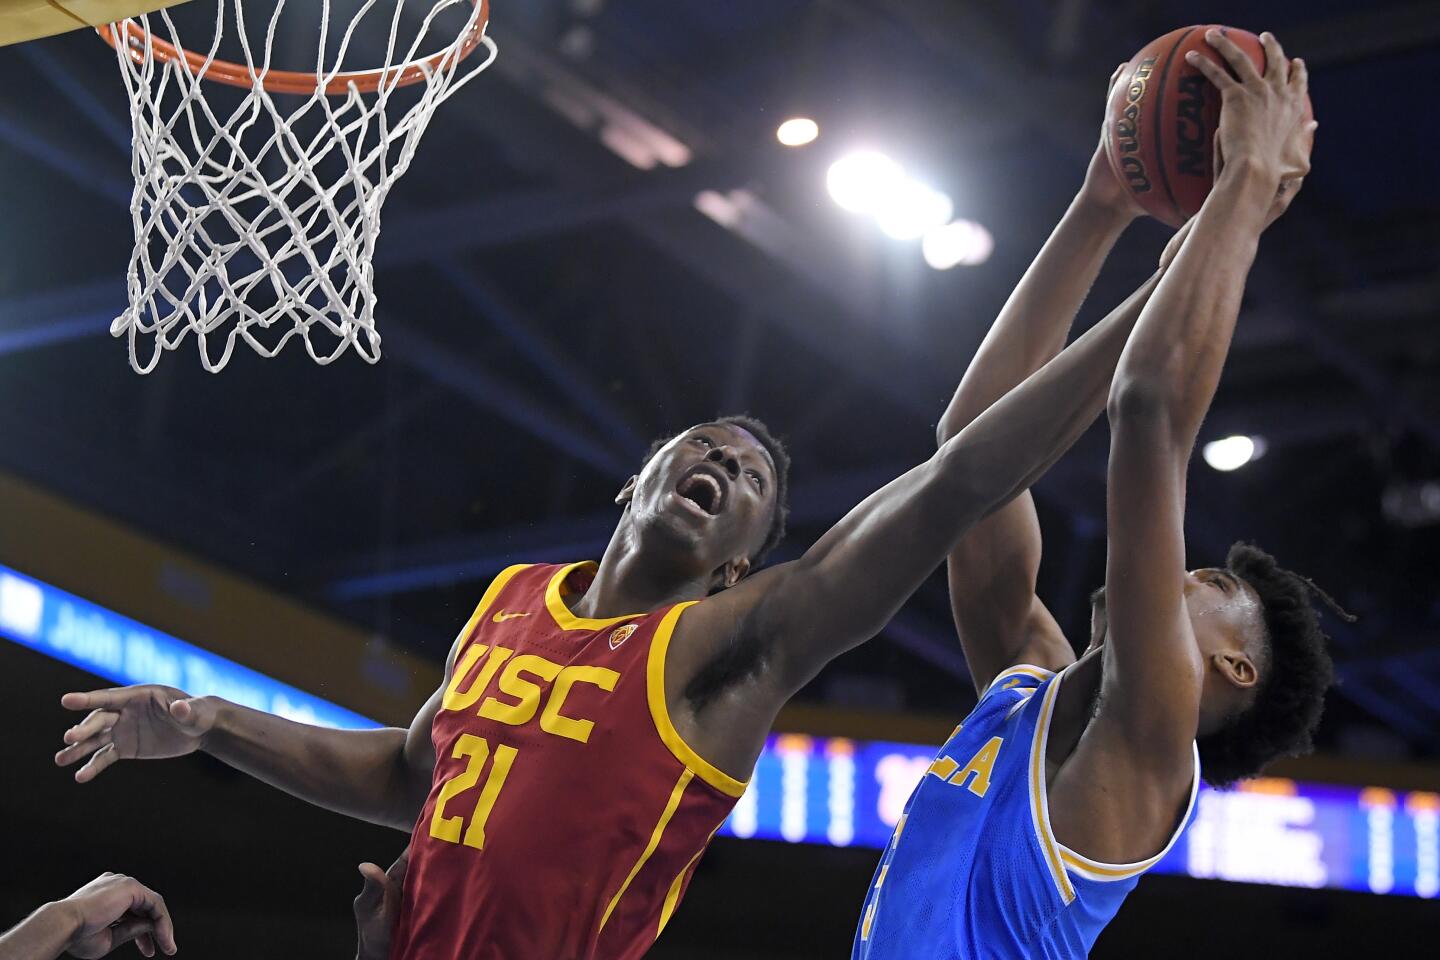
[640,414,791,566]
[1196,541,1346,788]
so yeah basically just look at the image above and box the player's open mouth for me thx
[675,465,728,517]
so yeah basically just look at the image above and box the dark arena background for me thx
[2,1,1439,957]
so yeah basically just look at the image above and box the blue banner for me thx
[0,563,378,731]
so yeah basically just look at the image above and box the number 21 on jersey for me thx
[430,734,517,849]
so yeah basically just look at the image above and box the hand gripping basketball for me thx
[1079,63,1148,221]
[55,685,215,783]
[1186,31,1315,192]
[1106,25,1315,226]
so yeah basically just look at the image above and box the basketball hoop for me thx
[97,0,495,373]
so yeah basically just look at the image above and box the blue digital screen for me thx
[0,562,379,731]
[717,733,1440,899]
[4,561,1435,898]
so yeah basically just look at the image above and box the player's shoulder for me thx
[950,663,1057,741]
[444,563,562,667]
[979,663,1057,700]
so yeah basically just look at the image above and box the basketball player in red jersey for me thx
[55,88,1238,960]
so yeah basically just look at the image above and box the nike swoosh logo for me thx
[492,611,530,622]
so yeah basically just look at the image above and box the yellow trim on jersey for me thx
[1056,742,1201,883]
[655,826,717,940]
[1006,688,1038,719]
[600,769,694,933]
[454,564,533,659]
[1058,850,1152,880]
[544,561,647,632]
[646,602,749,798]
[1028,673,1076,904]
[986,664,1056,696]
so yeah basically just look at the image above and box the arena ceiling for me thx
[1,0,1437,757]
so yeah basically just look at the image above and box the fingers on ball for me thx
[1204,29,1262,83]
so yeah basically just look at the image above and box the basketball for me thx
[1105,25,1306,227]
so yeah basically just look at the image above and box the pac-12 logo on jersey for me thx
[609,623,638,650]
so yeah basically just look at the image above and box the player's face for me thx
[1087,569,1264,725]
[1087,568,1264,673]
[627,423,777,579]
[1183,568,1263,651]
[1185,568,1265,714]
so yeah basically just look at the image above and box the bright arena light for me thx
[1203,435,1268,472]
[827,151,956,245]
[922,219,994,269]
[876,179,954,240]
[777,117,819,147]
[825,151,906,214]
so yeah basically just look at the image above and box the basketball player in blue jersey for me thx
[854,32,1331,959]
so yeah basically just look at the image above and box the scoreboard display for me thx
[717,733,1440,898]
[4,561,1435,898]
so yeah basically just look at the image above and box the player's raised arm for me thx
[938,68,1146,692]
[1094,32,1313,761]
[690,255,1188,700]
[54,626,476,832]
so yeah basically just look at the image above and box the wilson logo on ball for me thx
[1111,56,1157,195]
[1105,24,1310,227]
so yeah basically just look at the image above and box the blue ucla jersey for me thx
[852,665,1200,960]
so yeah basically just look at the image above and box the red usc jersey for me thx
[390,562,747,960]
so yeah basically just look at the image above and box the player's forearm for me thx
[0,902,75,960]
[938,267,1166,515]
[938,195,1133,444]
[943,271,1161,576]
[775,274,1169,676]
[202,699,420,831]
[1108,160,1276,439]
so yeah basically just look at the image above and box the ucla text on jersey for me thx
[853,665,1199,960]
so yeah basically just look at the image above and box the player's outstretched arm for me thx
[689,253,1191,703]
[1048,32,1314,858]
[55,684,424,831]
[939,97,1149,691]
[56,634,467,832]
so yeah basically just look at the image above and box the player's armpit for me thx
[946,498,1076,695]
[395,615,487,828]
[397,682,446,826]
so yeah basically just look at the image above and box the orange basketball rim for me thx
[96,0,490,96]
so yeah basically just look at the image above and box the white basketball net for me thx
[107,0,496,373]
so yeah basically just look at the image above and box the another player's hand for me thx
[56,873,178,958]
[1187,31,1315,191]
[55,685,216,783]
[354,847,409,960]
[1079,62,1145,221]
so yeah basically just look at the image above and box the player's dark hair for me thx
[641,415,791,566]
[1197,542,1342,788]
